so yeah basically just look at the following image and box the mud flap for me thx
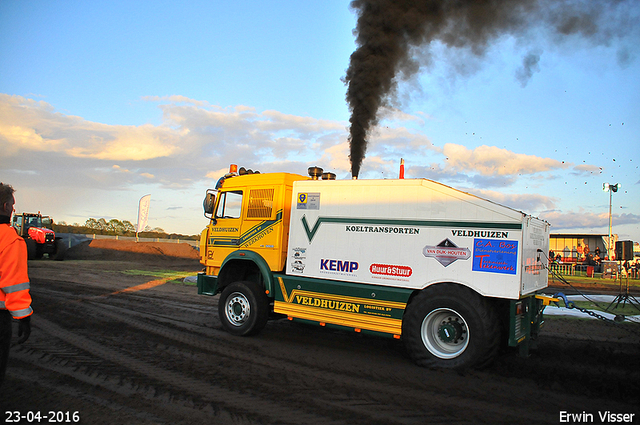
[197,273,219,295]
[508,295,546,358]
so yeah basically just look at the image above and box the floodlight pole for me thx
[608,187,613,259]
[604,183,619,260]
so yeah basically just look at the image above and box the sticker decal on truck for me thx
[320,258,359,274]
[274,277,407,335]
[370,263,413,281]
[301,216,520,244]
[297,192,320,210]
[472,239,518,275]
[290,247,307,273]
[422,239,471,267]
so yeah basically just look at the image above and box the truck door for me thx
[206,190,244,271]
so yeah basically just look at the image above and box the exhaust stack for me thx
[322,172,336,180]
[308,166,323,180]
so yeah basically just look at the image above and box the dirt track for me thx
[2,241,639,424]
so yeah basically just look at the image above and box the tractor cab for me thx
[12,212,63,260]
[12,213,45,237]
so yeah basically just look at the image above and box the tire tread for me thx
[402,284,500,369]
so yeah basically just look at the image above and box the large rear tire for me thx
[218,281,269,336]
[25,238,37,260]
[50,239,67,261]
[402,284,500,370]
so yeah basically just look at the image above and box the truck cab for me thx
[200,170,306,278]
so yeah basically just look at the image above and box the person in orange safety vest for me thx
[0,182,32,387]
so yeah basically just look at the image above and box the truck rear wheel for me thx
[402,284,499,370]
[218,281,269,336]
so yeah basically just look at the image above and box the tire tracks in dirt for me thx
[16,271,640,424]
[45,290,558,424]
[22,316,347,425]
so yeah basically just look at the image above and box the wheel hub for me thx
[438,318,465,344]
[226,292,250,326]
[421,308,470,359]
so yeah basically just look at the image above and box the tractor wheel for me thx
[402,284,500,370]
[51,239,67,261]
[218,281,269,336]
[25,239,37,260]
[35,245,44,259]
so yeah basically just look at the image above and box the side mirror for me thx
[203,190,216,217]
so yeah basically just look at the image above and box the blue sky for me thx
[1,0,639,247]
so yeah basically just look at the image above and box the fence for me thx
[58,233,199,249]
[550,263,576,276]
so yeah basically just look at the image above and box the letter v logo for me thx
[277,277,294,303]
[301,215,323,243]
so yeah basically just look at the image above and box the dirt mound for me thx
[66,239,200,263]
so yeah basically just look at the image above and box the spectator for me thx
[0,182,33,388]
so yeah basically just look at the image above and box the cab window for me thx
[216,191,243,219]
[13,216,23,232]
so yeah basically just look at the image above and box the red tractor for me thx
[12,212,65,260]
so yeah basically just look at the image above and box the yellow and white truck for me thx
[197,165,551,369]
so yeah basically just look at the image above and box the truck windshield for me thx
[216,191,243,219]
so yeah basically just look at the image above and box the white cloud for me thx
[65,125,180,160]
[0,95,351,187]
[205,167,231,180]
[467,189,558,213]
[0,123,60,152]
[442,144,569,176]
[142,95,211,107]
[318,141,352,173]
[4,94,587,191]
[571,163,603,175]
[368,126,437,153]
[378,106,429,125]
[3,93,633,239]
[540,210,640,230]
[0,94,181,161]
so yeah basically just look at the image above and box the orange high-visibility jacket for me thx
[0,223,33,319]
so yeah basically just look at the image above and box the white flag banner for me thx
[136,194,151,233]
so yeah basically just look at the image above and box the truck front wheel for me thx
[219,281,269,336]
[402,284,499,370]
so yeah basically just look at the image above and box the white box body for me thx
[287,179,549,300]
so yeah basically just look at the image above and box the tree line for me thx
[52,218,198,240]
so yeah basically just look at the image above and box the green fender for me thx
[219,250,276,296]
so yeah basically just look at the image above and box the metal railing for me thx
[549,263,576,276]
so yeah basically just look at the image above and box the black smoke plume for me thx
[344,0,637,178]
